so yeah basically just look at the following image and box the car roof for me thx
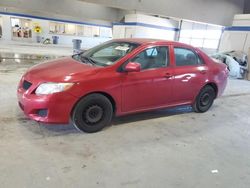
[112,38,190,47]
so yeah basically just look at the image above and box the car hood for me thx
[25,57,101,82]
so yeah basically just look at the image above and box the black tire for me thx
[192,85,216,113]
[71,94,113,133]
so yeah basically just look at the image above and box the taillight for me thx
[224,67,229,76]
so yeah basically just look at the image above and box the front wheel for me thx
[71,94,113,133]
[192,85,216,113]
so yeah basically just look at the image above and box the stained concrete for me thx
[0,54,250,188]
[0,41,73,56]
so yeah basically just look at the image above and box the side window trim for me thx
[196,51,206,65]
[173,46,205,67]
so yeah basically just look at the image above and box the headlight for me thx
[35,82,74,95]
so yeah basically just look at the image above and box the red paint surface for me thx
[17,39,228,124]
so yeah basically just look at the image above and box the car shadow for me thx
[17,105,193,136]
[112,105,193,126]
[16,113,79,137]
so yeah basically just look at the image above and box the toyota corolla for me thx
[17,39,228,133]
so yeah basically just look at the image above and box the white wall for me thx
[1,15,11,40]
[232,14,250,26]
[219,14,250,53]
[113,14,178,41]
[134,26,176,40]
[113,25,126,39]
[125,14,178,28]
[219,31,249,52]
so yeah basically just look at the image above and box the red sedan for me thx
[17,39,228,133]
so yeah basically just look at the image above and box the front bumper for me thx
[17,79,79,124]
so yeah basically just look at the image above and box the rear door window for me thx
[174,47,203,66]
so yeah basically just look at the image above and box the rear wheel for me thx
[192,85,216,113]
[71,94,113,133]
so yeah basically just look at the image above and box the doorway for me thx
[11,17,32,42]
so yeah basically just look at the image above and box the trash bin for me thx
[72,39,82,53]
[36,35,41,43]
[52,36,59,44]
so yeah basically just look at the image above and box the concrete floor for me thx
[0,40,73,56]
[0,54,250,188]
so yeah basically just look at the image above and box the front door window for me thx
[131,46,169,70]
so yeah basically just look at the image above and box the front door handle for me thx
[164,73,173,79]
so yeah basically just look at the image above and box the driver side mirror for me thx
[125,62,141,72]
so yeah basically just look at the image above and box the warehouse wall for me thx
[0,0,116,47]
[0,0,119,25]
[113,14,178,40]
[0,13,112,47]
[219,14,250,53]
[80,0,244,26]
[0,0,244,26]
[244,0,250,13]
[1,15,11,40]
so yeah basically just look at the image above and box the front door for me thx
[121,46,174,112]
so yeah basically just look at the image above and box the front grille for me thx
[22,80,32,90]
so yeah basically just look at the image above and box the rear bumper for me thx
[17,88,78,124]
[217,78,228,97]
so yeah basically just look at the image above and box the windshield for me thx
[73,41,139,67]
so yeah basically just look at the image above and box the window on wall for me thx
[77,25,100,37]
[49,22,65,34]
[77,25,84,36]
[179,21,223,50]
[65,24,76,35]
[84,26,93,37]
[92,26,100,37]
[49,22,76,35]
[49,21,110,38]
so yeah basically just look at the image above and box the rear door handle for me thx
[182,75,192,82]
[200,70,207,74]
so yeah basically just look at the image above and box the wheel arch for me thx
[204,82,218,98]
[193,82,218,104]
[71,91,117,116]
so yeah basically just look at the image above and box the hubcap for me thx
[200,93,210,106]
[84,105,103,124]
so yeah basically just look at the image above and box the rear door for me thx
[172,46,208,103]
